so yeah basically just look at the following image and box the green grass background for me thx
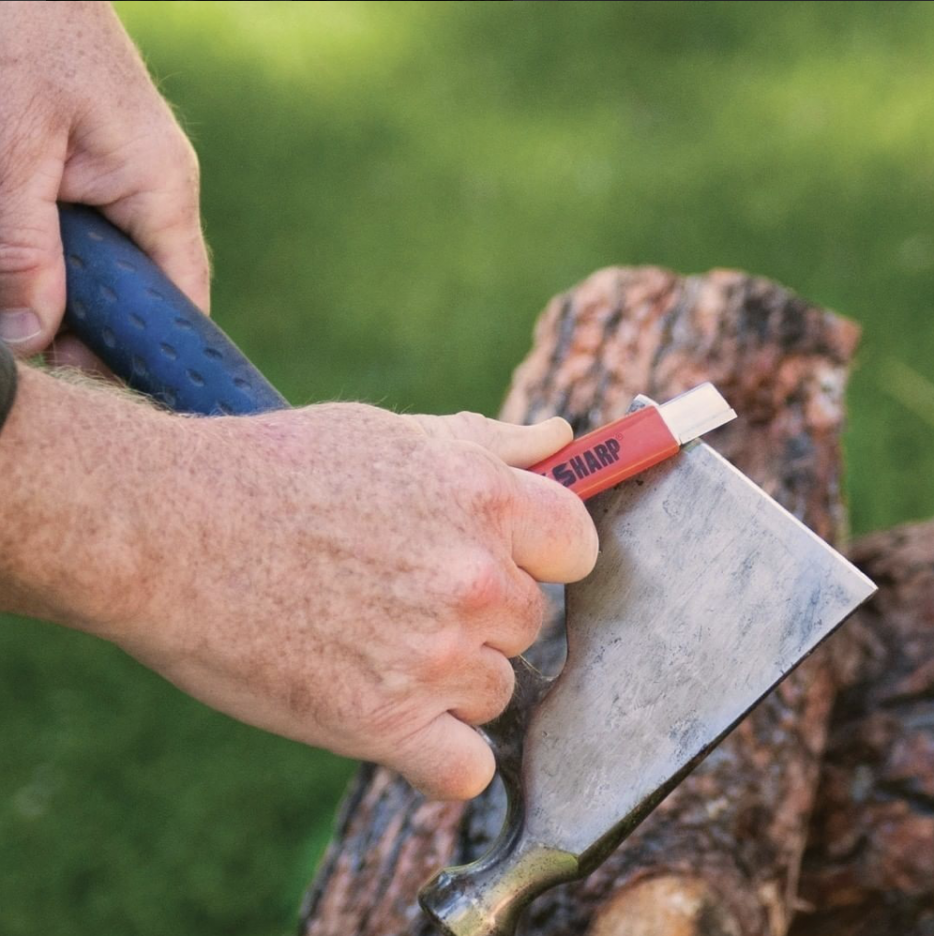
[2,2,933,933]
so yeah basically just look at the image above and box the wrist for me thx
[0,366,170,636]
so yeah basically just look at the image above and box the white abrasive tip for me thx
[659,382,737,444]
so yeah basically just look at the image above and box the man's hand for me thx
[0,1,208,364]
[124,405,598,800]
[1,370,597,800]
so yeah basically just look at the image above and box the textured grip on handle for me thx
[59,204,287,416]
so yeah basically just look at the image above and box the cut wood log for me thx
[789,520,934,936]
[300,266,861,936]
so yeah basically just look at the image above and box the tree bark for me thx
[300,266,862,936]
[789,520,934,936]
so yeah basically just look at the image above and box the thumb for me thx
[411,411,573,469]
[0,149,67,354]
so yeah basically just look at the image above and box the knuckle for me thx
[182,137,200,173]
[485,578,544,658]
[131,130,200,210]
[484,656,516,718]
[415,631,464,684]
[175,139,201,193]
[453,449,511,515]
[358,697,425,755]
[449,553,506,614]
[0,234,53,279]
[514,584,546,649]
[450,410,487,436]
[159,171,200,224]
[454,654,515,727]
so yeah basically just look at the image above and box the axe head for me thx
[420,401,876,936]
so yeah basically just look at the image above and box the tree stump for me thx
[300,267,863,935]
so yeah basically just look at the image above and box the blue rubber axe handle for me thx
[59,204,287,416]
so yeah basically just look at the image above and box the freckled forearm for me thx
[0,365,172,632]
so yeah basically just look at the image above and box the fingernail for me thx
[0,310,42,346]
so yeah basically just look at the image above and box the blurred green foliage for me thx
[2,2,933,934]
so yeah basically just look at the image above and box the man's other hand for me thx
[0,1,209,367]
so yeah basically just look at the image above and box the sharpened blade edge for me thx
[522,438,876,859]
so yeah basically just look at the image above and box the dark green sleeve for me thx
[0,341,18,435]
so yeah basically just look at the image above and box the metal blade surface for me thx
[523,439,876,862]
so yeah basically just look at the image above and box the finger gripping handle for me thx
[58,204,287,416]
[418,659,575,936]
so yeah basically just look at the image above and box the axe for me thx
[58,206,876,936]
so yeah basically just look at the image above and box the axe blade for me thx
[420,434,875,936]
